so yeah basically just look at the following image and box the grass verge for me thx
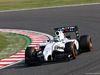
[0,32,30,60]
[0,0,100,11]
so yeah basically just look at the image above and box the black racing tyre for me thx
[25,47,37,64]
[64,42,77,59]
[80,35,92,52]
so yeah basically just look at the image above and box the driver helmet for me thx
[54,37,61,42]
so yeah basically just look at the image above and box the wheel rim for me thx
[33,49,35,52]
[32,48,37,57]
[89,36,92,51]
[72,43,77,59]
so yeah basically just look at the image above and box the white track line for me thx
[2,59,24,60]
[10,55,25,57]
[0,62,13,64]
[0,3,100,13]
[16,53,25,54]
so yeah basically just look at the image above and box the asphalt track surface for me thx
[0,4,100,75]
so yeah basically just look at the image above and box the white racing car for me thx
[25,26,92,65]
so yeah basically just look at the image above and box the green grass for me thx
[0,32,28,60]
[0,0,100,11]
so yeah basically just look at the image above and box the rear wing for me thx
[54,26,79,40]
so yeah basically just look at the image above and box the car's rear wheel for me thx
[64,42,77,59]
[80,35,92,52]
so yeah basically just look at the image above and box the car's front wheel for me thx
[25,47,37,64]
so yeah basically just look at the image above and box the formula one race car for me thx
[25,26,92,65]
